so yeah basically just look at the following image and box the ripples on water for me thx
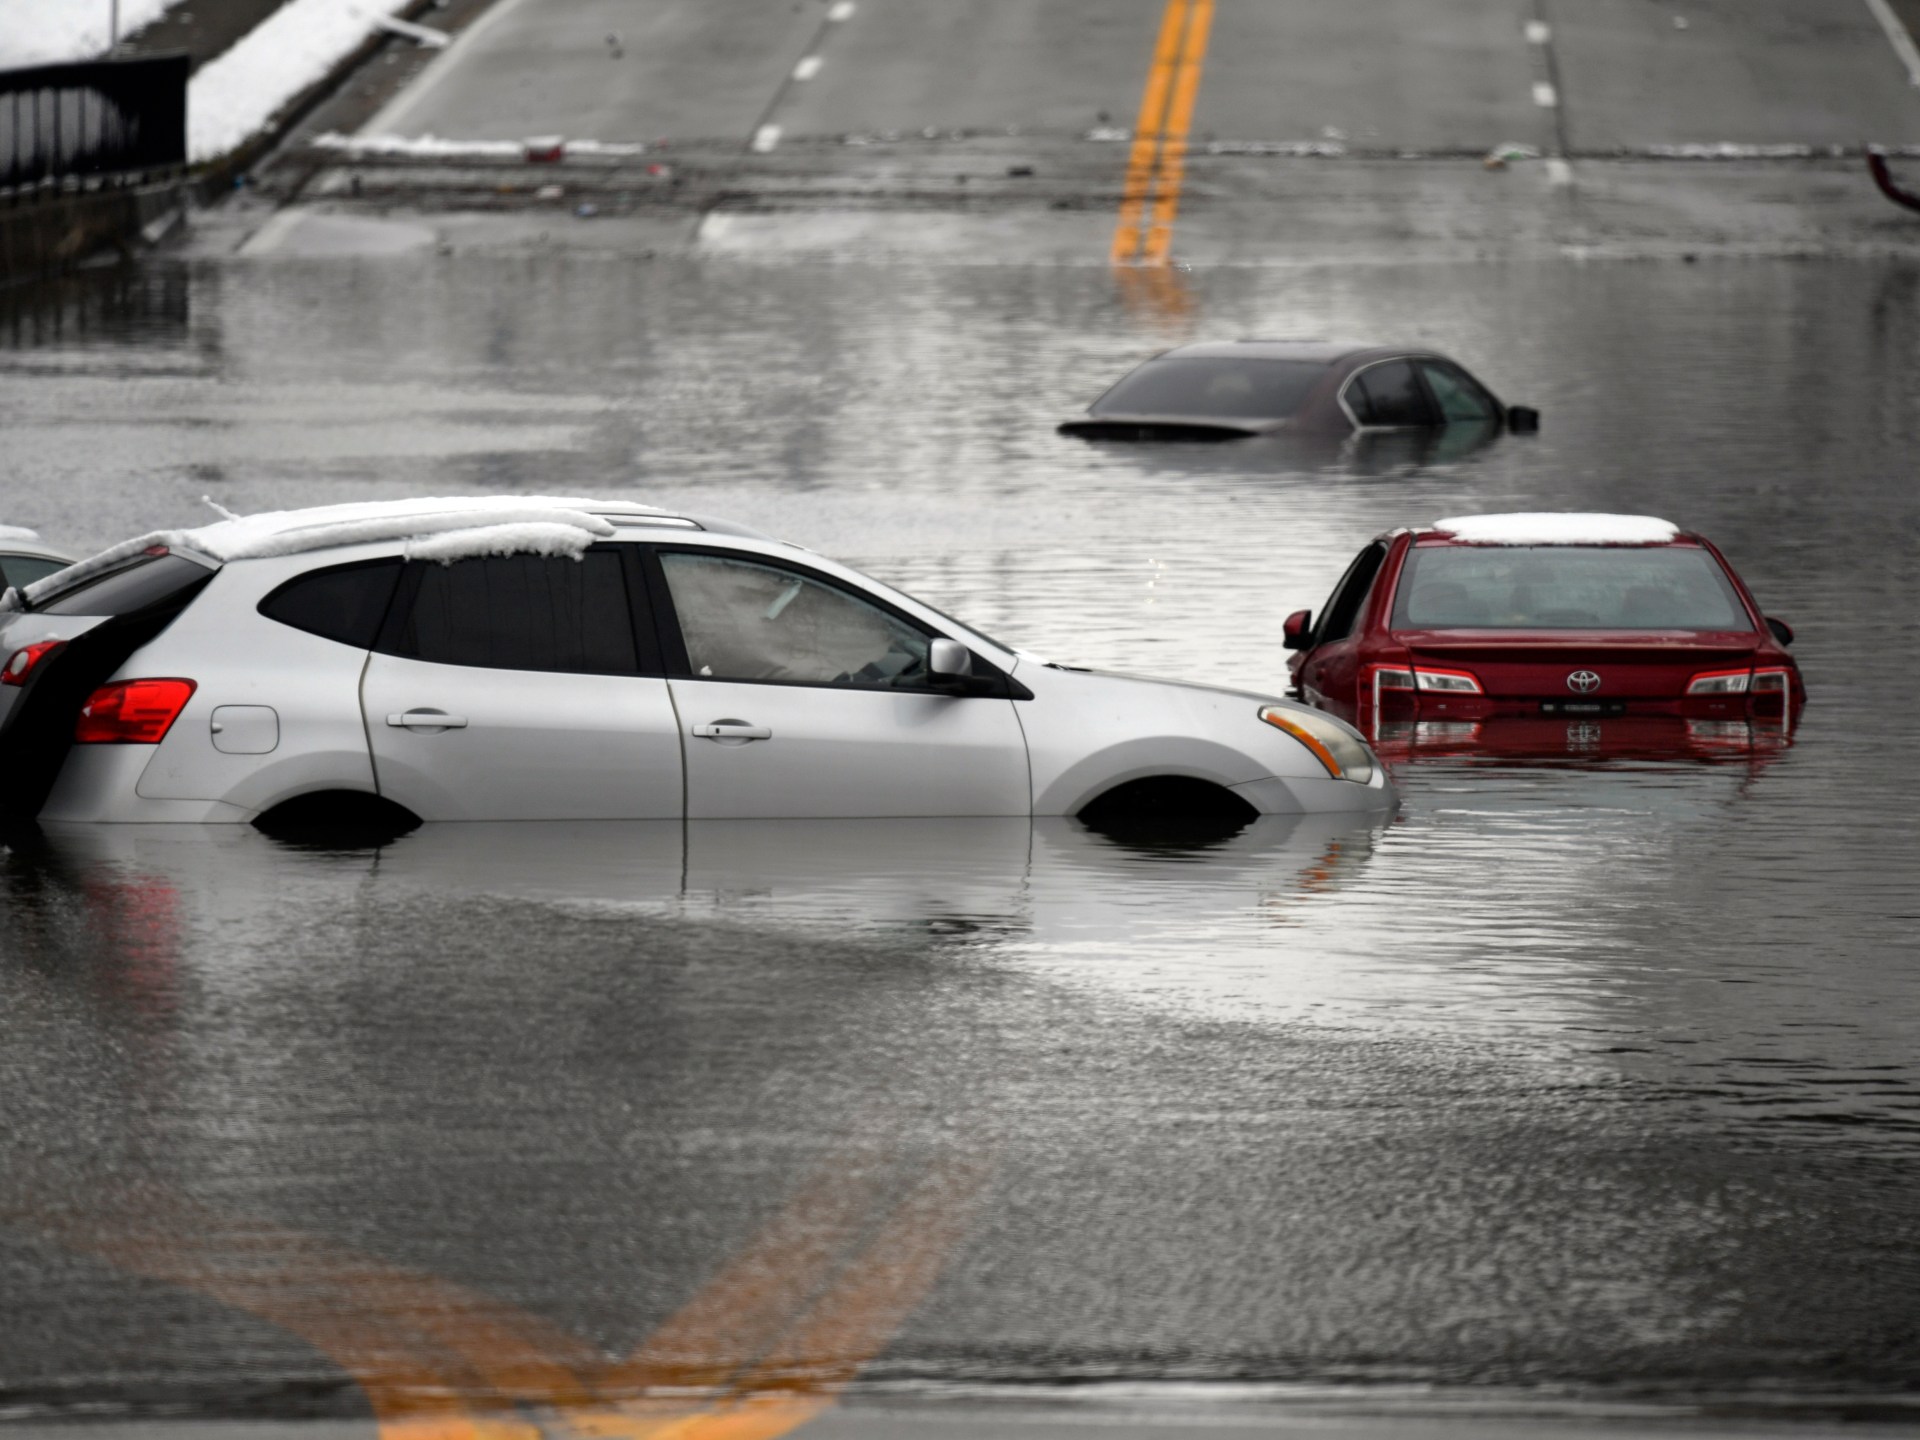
[2,253,1918,1168]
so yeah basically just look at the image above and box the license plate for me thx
[1539,700,1627,716]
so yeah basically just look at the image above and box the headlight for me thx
[1257,705,1375,784]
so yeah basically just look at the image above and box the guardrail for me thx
[1,54,188,195]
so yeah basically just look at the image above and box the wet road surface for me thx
[7,0,1920,1433]
[5,248,1920,1435]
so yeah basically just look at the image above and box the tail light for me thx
[1413,667,1483,694]
[74,679,197,744]
[2,639,64,687]
[1751,669,1790,695]
[1687,668,1751,695]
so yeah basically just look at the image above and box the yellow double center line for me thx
[1111,0,1215,266]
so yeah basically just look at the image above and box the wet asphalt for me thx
[7,2,1920,1436]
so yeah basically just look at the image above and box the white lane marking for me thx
[827,0,855,18]
[1546,157,1574,186]
[1524,20,1550,44]
[793,55,823,80]
[752,124,783,152]
[1532,81,1559,107]
[1864,0,1920,86]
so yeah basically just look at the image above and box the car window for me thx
[1416,361,1496,423]
[0,554,69,590]
[1091,358,1329,419]
[1314,543,1388,645]
[1391,545,1751,630]
[381,550,642,674]
[660,551,933,689]
[38,552,216,616]
[1346,361,1439,427]
[259,558,403,648]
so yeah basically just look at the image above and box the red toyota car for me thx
[1284,513,1805,742]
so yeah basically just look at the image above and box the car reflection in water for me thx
[1371,713,1795,774]
[1066,416,1509,480]
[26,811,1391,961]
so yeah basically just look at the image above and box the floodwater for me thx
[2,251,1920,1424]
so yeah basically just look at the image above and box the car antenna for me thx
[201,495,244,522]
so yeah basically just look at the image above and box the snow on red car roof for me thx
[1427,513,1680,546]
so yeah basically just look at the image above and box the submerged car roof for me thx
[1151,340,1418,365]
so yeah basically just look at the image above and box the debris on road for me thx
[1483,142,1542,169]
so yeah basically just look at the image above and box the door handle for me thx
[388,710,468,730]
[692,720,771,741]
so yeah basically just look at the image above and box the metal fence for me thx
[1,54,188,194]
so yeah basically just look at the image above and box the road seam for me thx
[742,0,859,155]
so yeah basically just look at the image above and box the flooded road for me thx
[3,250,1920,1429]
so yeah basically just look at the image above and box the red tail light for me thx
[74,679,197,744]
[2,639,64,687]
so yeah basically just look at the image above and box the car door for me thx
[1295,542,1388,721]
[1415,358,1500,426]
[649,547,1030,819]
[360,546,683,820]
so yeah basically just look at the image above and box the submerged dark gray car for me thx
[1059,340,1539,441]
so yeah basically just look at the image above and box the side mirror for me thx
[1282,609,1313,651]
[1506,405,1540,433]
[927,637,991,694]
[929,638,971,676]
[1765,616,1794,647]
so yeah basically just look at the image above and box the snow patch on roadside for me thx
[189,0,414,162]
[1432,513,1679,545]
[0,0,181,66]
[313,132,651,160]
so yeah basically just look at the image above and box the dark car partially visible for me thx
[1059,340,1538,441]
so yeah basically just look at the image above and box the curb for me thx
[191,0,452,205]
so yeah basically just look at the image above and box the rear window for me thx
[259,558,403,649]
[1392,545,1751,631]
[38,552,215,616]
[1092,358,1328,420]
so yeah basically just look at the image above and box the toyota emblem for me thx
[1566,670,1602,694]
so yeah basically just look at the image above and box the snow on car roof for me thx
[0,525,42,542]
[1428,513,1680,546]
[14,496,683,608]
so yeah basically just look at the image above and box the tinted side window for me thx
[1348,362,1438,427]
[259,558,402,648]
[659,551,933,689]
[382,550,641,675]
[40,553,216,616]
[1418,361,1496,422]
[1315,544,1387,645]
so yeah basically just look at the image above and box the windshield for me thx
[1392,544,1752,630]
[1091,357,1329,419]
